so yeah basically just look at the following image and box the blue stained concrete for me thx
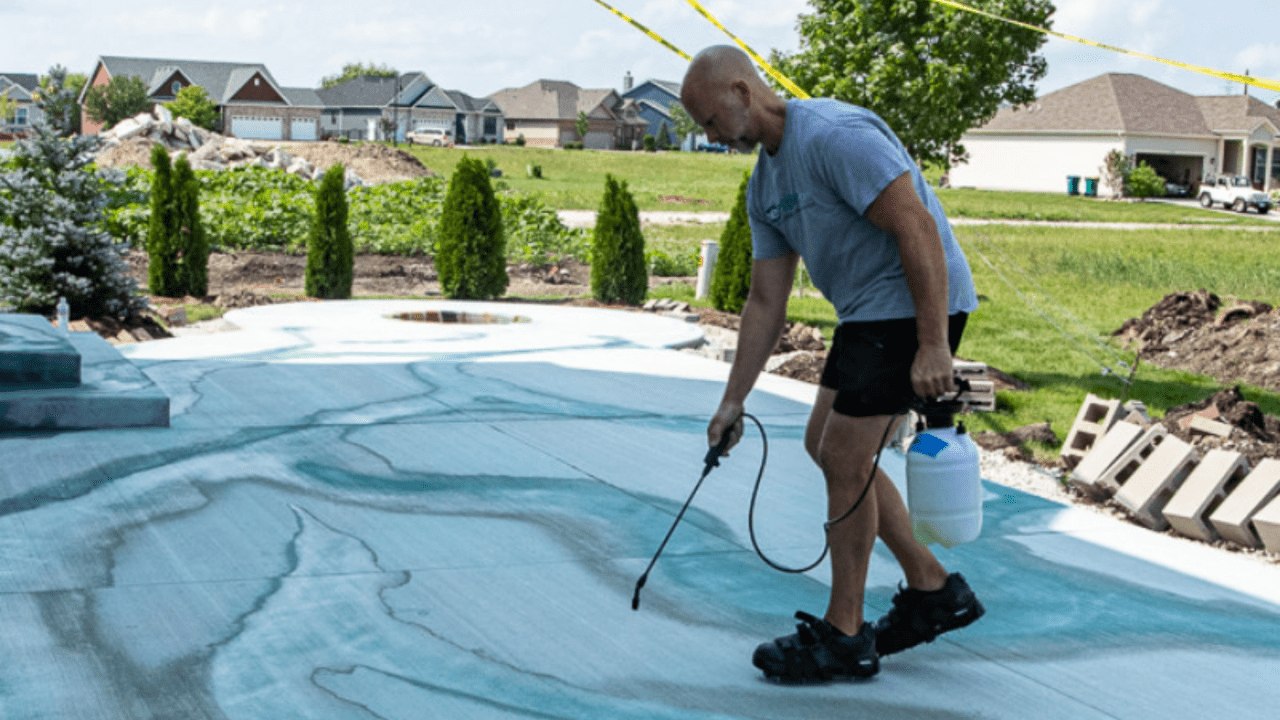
[1,300,1277,719]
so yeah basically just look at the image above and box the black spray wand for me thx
[631,428,736,610]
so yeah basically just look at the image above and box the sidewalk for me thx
[1,300,1276,719]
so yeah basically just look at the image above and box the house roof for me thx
[281,87,324,107]
[89,56,287,105]
[488,80,619,121]
[973,73,1280,139]
[445,89,501,114]
[624,78,681,102]
[316,73,446,109]
[0,73,40,93]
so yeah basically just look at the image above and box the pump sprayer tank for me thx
[905,401,984,548]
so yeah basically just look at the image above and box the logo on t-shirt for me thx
[763,192,804,224]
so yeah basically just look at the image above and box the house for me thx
[620,73,687,148]
[317,73,451,142]
[77,56,323,140]
[443,90,504,145]
[487,79,647,149]
[0,72,44,136]
[949,73,1280,194]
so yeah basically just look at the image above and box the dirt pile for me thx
[1160,386,1280,467]
[1114,289,1280,393]
[281,142,433,185]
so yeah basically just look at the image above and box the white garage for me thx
[290,118,317,141]
[230,116,283,141]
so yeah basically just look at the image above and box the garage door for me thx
[290,118,317,141]
[230,116,282,141]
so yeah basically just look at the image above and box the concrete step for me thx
[0,324,168,433]
[0,315,81,389]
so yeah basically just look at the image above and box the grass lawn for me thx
[937,188,1275,225]
[393,143,755,211]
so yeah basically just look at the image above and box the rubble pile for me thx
[1113,289,1280,394]
[93,106,366,187]
[1160,386,1280,468]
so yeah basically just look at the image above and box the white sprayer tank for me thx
[906,422,983,548]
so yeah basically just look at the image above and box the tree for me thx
[172,155,209,295]
[320,62,398,89]
[0,124,145,320]
[147,143,178,296]
[590,174,646,305]
[166,85,219,131]
[576,110,590,141]
[710,173,753,313]
[305,165,355,299]
[436,157,507,299]
[770,0,1054,169]
[1127,162,1165,200]
[0,89,15,126]
[35,65,88,136]
[655,121,672,150]
[83,74,151,130]
[669,102,697,147]
[1100,149,1132,199]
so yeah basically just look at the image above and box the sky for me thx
[2,0,1279,106]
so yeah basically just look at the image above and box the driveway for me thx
[2,300,1278,719]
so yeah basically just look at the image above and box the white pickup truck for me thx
[1198,174,1271,214]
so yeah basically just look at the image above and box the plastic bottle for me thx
[905,418,983,548]
[56,297,69,332]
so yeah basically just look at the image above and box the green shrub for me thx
[646,248,698,276]
[172,154,209,296]
[515,134,526,147]
[0,125,145,320]
[437,156,507,299]
[304,164,354,299]
[502,194,588,266]
[656,121,672,150]
[527,163,542,179]
[147,143,178,296]
[642,134,656,152]
[1127,162,1166,200]
[590,174,646,304]
[710,172,752,313]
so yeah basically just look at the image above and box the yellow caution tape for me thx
[589,0,690,61]
[680,0,810,98]
[931,0,1280,94]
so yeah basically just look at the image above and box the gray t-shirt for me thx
[747,99,978,323]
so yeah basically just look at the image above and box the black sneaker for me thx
[873,572,985,657]
[752,611,879,682]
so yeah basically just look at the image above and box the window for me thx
[15,107,27,125]
[253,78,260,86]
[484,116,497,135]
[506,120,515,131]
[172,81,182,94]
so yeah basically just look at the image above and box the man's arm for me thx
[864,171,954,399]
[707,252,799,452]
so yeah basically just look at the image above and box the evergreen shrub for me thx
[305,164,354,299]
[172,154,209,296]
[146,143,177,296]
[642,135,656,152]
[590,174,646,305]
[436,156,507,299]
[710,172,752,313]
[0,125,145,320]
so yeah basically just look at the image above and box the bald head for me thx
[680,45,787,155]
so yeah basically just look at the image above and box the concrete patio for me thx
[2,300,1277,719]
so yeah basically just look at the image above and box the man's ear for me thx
[732,80,751,107]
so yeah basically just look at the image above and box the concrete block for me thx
[1068,420,1143,497]
[1120,399,1152,425]
[1188,415,1233,438]
[1114,436,1199,530]
[1094,424,1169,498]
[1164,449,1250,541]
[1209,458,1280,547]
[1252,494,1280,554]
[0,314,82,389]
[1060,393,1122,464]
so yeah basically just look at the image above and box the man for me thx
[682,46,984,682]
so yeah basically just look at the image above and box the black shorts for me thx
[820,313,968,418]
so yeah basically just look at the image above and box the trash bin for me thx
[1067,176,1081,195]
[1084,177,1099,197]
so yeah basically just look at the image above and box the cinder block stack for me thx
[1059,394,1280,554]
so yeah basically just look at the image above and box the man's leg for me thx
[804,389,948,635]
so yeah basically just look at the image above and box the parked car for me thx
[1164,180,1190,198]
[1198,174,1271,214]
[697,142,728,153]
[407,128,453,147]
